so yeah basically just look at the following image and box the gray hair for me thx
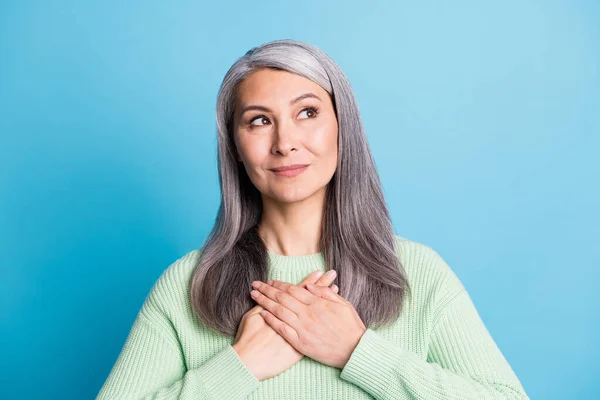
[190,39,411,336]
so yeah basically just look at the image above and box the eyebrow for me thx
[239,92,322,116]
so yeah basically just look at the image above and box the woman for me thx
[97,39,529,399]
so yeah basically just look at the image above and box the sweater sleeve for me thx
[96,278,260,399]
[339,251,529,399]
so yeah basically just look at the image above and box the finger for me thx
[270,276,333,292]
[247,306,264,317]
[266,271,319,291]
[268,279,330,305]
[251,281,304,320]
[306,284,347,304]
[269,280,294,292]
[237,306,262,341]
[270,274,334,290]
[315,270,337,286]
[241,305,264,322]
[259,309,301,349]
[299,270,325,287]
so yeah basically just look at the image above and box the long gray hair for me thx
[190,39,411,337]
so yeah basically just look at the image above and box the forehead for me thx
[235,68,327,105]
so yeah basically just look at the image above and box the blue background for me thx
[1,1,598,399]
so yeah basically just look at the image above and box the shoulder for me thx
[157,248,204,289]
[140,247,204,319]
[393,234,449,274]
[392,234,466,312]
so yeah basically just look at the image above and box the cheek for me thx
[237,137,268,166]
[312,122,338,162]
[237,141,275,188]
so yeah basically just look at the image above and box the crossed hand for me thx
[232,270,367,381]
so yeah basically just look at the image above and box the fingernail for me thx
[325,270,336,279]
[313,271,324,278]
[267,280,273,285]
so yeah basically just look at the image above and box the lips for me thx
[269,164,309,172]
[269,164,309,177]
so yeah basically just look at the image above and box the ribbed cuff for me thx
[339,328,400,398]
[190,344,260,399]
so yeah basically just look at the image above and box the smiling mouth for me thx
[269,164,310,172]
[270,165,309,177]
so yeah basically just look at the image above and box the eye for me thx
[249,116,270,127]
[298,106,319,119]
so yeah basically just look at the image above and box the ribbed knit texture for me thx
[96,235,529,399]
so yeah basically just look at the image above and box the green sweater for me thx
[96,235,529,399]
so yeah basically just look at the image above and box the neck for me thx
[258,189,325,256]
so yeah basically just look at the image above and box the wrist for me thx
[232,343,261,381]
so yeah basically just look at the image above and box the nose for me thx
[271,119,299,156]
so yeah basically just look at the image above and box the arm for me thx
[96,288,260,399]
[339,252,529,399]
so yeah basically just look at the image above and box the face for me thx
[232,68,339,205]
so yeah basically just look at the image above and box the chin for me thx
[266,185,325,204]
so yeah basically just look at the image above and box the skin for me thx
[230,68,367,380]
[233,271,339,382]
[232,67,338,256]
[251,277,367,370]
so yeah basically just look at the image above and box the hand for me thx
[232,270,338,381]
[250,276,367,369]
